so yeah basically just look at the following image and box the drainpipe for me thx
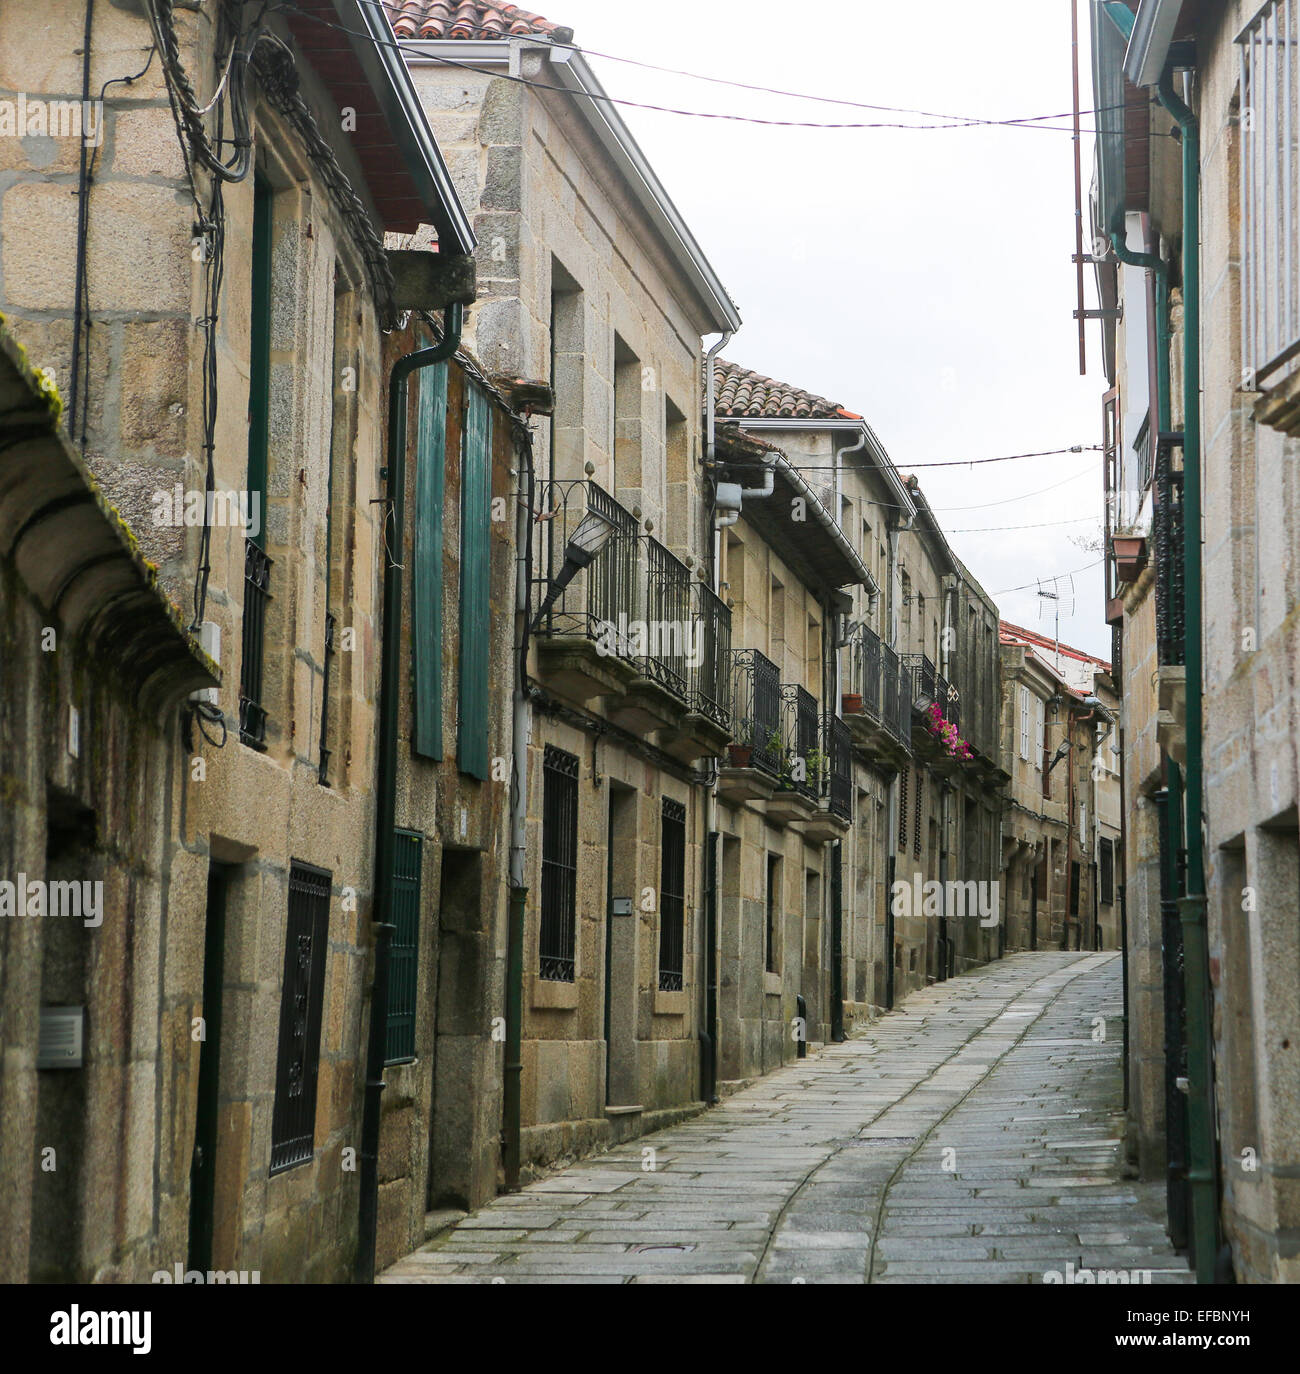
[701,331,730,1102]
[1157,62,1217,1286]
[356,303,464,1284]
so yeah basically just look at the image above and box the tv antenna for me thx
[1036,575,1075,675]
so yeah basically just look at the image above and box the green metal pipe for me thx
[356,302,464,1284]
[1156,67,1217,1285]
[503,882,525,1189]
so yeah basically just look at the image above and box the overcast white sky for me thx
[542,0,1109,658]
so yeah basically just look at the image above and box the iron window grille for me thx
[539,745,579,982]
[913,769,923,858]
[882,644,910,747]
[270,861,331,1174]
[1153,441,1185,667]
[1239,2,1300,390]
[318,610,336,784]
[658,798,687,991]
[385,830,423,1064]
[239,539,272,749]
[898,767,909,851]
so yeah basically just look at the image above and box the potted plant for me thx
[841,691,863,714]
[727,722,754,768]
[805,746,829,788]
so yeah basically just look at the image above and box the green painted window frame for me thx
[413,362,448,759]
[385,829,423,1065]
[457,383,492,779]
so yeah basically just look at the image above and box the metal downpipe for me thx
[1157,65,1217,1285]
[356,303,464,1284]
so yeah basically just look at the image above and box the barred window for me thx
[898,769,909,852]
[912,769,923,858]
[270,862,331,1174]
[658,798,686,991]
[539,746,579,982]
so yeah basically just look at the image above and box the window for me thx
[548,258,583,484]
[898,769,909,851]
[1034,695,1045,766]
[385,830,423,1063]
[613,333,641,496]
[270,861,331,1173]
[1100,837,1115,905]
[413,362,448,759]
[1069,861,1081,918]
[1239,2,1300,392]
[539,746,579,981]
[240,172,274,750]
[913,768,923,858]
[765,853,780,974]
[1019,686,1031,760]
[658,798,686,991]
[458,383,492,778]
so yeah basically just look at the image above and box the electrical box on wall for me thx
[611,897,633,916]
[38,1007,85,1069]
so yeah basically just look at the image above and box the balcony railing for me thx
[689,581,731,729]
[881,644,910,747]
[641,535,691,698]
[902,653,938,712]
[1154,444,1185,667]
[532,479,640,658]
[782,683,820,799]
[826,714,852,819]
[845,624,884,720]
[731,648,781,775]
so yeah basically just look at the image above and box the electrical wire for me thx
[988,558,1105,596]
[279,4,1109,134]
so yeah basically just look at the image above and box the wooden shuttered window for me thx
[385,829,423,1064]
[413,362,448,759]
[458,383,493,779]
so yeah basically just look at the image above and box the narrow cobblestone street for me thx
[381,953,1192,1284]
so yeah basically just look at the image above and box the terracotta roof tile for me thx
[390,1,560,41]
[712,359,862,422]
[1000,620,1112,673]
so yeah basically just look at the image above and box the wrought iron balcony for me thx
[902,653,938,711]
[781,683,820,799]
[844,623,884,721]
[689,581,731,730]
[532,479,640,658]
[730,648,782,776]
[826,714,852,820]
[881,644,910,748]
[640,535,691,699]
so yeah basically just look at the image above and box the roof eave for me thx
[403,36,740,333]
[1125,0,1184,87]
[341,0,476,252]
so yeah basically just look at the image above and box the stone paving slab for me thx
[379,952,1192,1286]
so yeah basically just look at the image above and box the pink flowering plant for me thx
[924,703,973,760]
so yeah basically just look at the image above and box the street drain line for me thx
[750,954,1111,1284]
[863,953,1116,1284]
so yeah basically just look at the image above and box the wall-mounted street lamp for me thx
[530,506,617,632]
[1046,739,1071,775]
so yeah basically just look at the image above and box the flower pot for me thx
[841,692,863,714]
[1111,536,1148,583]
[727,744,753,768]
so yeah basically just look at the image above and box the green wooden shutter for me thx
[458,384,492,779]
[385,829,422,1064]
[413,362,447,759]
